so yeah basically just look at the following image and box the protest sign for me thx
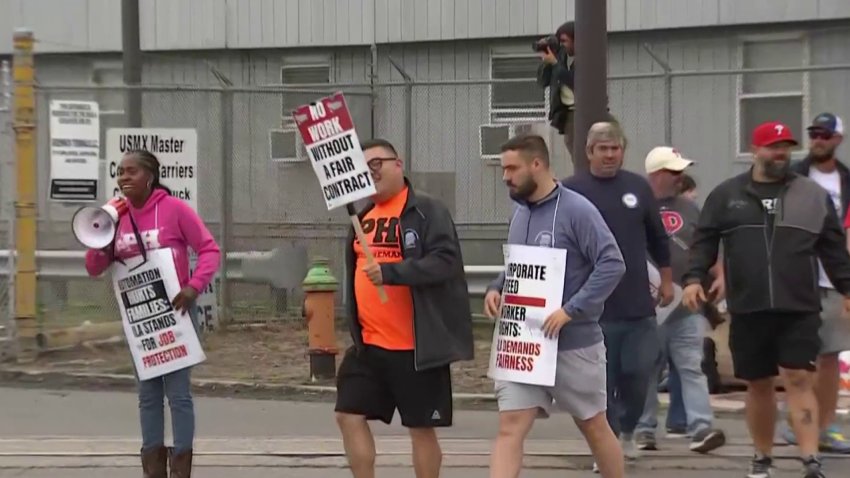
[112,248,206,381]
[292,92,387,303]
[488,244,567,387]
[648,260,684,324]
[49,100,100,202]
[291,92,376,210]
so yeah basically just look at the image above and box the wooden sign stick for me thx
[347,204,389,304]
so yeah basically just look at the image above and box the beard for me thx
[507,176,538,201]
[810,146,836,163]
[763,158,790,180]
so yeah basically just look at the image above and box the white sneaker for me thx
[620,433,640,461]
[592,461,600,473]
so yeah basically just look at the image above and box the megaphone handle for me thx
[348,213,389,304]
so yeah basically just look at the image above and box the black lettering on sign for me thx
[500,305,527,322]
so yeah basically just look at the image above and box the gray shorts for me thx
[495,341,607,421]
[819,288,850,354]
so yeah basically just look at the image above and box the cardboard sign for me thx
[291,92,377,210]
[648,260,684,324]
[49,100,100,202]
[111,248,206,381]
[487,244,567,387]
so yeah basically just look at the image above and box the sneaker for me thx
[636,431,658,451]
[747,455,772,478]
[666,426,689,438]
[592,461,599,474]
[690,428,727,454]
[802,456,825,478]
[620,434,639,461]
[780,421,798,445]
[819,426,850,454]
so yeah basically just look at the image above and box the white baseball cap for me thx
[645,146,694,174]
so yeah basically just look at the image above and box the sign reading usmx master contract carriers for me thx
[105,128,219,332]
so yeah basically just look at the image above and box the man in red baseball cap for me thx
[683,121,850,478]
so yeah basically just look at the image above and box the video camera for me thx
[532,35,560,54]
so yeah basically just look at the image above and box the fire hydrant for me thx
[302,257,339,381]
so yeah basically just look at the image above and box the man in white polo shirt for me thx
[787,112,850,453]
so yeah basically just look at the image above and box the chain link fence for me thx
[1,61,848,343]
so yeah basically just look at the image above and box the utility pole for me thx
[12,28,38,362]
[122,0,142,127]
[572,0,609,173]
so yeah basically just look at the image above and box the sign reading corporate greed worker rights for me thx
[488,244,567,387]
[48,100,100,202]
[291,92,376,210]
[112,248,206,381]
[105,129,198,211]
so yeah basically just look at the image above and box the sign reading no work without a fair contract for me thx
[105,128,198,212]
[488,244,567,387]
[49,100,100,202]
[291,92,377,210]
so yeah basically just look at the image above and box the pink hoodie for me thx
[85,189,221,294]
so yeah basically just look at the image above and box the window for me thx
[489,55,548,123]
[737,36,808,155]
[272,59,331,162]
[0,58,10,111]
[280,60,331,127]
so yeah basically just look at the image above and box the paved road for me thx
[0,385,847,478]
[0,467,839,477]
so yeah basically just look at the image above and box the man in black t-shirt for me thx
[683,121,850,478]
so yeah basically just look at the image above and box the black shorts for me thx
[334,345,453,428]
[728,311,821,381]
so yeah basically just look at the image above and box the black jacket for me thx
[345,179,474,371]
[683,170,850,315]
[537,49,574,134]
[792,155,850,218]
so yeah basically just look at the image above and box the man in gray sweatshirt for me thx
[484,134,627,478]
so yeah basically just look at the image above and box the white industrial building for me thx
[1,0,849,298]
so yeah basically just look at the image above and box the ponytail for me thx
[125,149,172,195]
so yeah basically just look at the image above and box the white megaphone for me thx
[71,197,129,249]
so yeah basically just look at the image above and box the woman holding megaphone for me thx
[84,149,221,478]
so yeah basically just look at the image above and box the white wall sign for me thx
[49,100,100,202]
[105,128,218,331]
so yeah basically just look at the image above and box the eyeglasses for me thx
[367,157,397,172]
[809,130,834,141]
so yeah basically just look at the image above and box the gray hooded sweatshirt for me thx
[489,183,626,351]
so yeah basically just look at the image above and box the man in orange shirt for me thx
[335,138,474,478]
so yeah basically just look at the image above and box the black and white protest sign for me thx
[112,248,206,380]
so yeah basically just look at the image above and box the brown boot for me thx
[141,446,168,478]
[168,447,193,478]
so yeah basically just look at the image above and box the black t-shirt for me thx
[751,180,784,243]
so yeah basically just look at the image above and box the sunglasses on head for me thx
[808,130,834,141]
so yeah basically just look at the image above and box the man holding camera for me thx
[536,21,577,159]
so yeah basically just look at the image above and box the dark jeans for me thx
[601,317,659,437]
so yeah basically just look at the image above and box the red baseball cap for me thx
[752,121,798,147]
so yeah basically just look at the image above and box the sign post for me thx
[291,92,388,303]
[49,100,100,202]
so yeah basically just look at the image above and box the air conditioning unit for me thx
[479,122,551,160]
[479,124,511,160]
[269,128,308,163]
